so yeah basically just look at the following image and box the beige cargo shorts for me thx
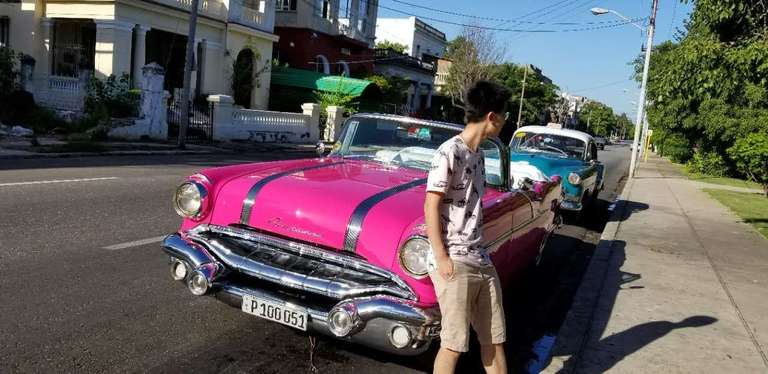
[429,260,506,353]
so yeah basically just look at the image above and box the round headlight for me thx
[568,172,581,185]
[399,237,430,278]
[173,182,207,219]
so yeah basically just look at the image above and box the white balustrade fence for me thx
[208,95,320,143]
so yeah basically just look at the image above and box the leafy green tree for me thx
[375,41,408,54]
[365,74,410,104]
[728,132,768,197]
[492,64,559,129]
[578,101,616,136]
[634,0,768,179]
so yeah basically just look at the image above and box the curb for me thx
[541,177,635,374]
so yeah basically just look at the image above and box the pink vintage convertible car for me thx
[162,114,561,355]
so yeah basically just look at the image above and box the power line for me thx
[570,79,634,93]
[376,2,647,33]
[384,0,632,26]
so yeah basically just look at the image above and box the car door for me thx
[478,140,536,288]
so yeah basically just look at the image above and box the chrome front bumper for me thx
[162,226,440,356]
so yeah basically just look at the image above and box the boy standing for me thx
[425,80,512,374]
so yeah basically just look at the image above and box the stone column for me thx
[132,25,150,88]
[95,20,134,79]
[426,84,433,109]
[38,18,53,79]
[208,94,235,141]
[140,63,167,139]
[302,103,321,142]
[325,105,345,142]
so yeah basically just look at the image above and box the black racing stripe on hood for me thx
[343,178,427,252]
[240,161,344,225]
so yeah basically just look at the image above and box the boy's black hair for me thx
[462,80,512,123]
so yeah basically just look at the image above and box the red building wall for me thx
[273,27,374,77]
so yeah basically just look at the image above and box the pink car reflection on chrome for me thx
[162,114,561,355]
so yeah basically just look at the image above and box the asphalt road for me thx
[0,144,630,373]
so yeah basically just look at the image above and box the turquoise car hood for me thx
[510,152,586,178]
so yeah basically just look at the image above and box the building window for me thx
[0,17,9,48]
[314,54,330,74]
[277,0,296,11]
[314,0,331,19]
[51,19,96,77]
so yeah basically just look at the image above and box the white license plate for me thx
[241,294,308,331]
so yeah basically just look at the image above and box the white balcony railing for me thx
[152,0,227,19]
[229,0,275,32]
[48,76,82,92]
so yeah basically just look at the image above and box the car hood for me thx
[510,152,586,177]
[206,158,428,255]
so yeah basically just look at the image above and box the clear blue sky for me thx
[377,0,693,117]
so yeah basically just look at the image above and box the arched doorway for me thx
[233,49,254,108]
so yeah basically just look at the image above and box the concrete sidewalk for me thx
[545,155,768,373]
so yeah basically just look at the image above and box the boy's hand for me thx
[437,255,455,280]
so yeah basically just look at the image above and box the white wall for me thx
[412,24,446,59]
[375,17,414,53]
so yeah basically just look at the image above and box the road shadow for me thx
[0,152,314,171]
[566,198,649,231]
[549,240,718,373]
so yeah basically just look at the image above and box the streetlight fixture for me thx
[592,1,659,178]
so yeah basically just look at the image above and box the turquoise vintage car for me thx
[510,126,605,212]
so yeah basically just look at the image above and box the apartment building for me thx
[0,0,279,110]
[374,16,447,113]
[272,0,378,77]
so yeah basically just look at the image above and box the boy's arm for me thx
[425,191,454,279]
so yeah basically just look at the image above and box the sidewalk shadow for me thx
[555,241,718,373]
[567,316,717,373]
[570,199,649,231]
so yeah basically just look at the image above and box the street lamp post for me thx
[516,66,528,129]
[592,1,659,178]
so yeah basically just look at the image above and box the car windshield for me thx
[510,131,585,159]
[331,116,462,171]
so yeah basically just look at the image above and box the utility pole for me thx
[516,66,528,129]
[628,0,659,178]
[586,109,592,132]
[177,0,200,148]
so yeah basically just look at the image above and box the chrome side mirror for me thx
[520,177,535,191]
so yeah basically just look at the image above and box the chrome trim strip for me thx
[343,178,428,252]
[347,113,465,132]
[187,225,418,300]
[239,161,344,224]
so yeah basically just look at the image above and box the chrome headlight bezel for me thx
[173,180,209,220]
[398,236,431,279]
[568,172,582,185]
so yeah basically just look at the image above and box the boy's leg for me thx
[430,262,475,372]
[471,265,507,373]
[434,347,461,374]
[480,343,507,374]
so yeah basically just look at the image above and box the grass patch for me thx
[704,188,768,239]
[681,169,762,190]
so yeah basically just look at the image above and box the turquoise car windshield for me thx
[511,132,585,159]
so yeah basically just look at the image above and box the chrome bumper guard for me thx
[162,225,440,356]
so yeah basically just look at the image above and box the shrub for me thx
[728,132,768,197]
[85,73,139,119]
[685,150,728,176]
[0,47,20,101]
[660,133,693,163]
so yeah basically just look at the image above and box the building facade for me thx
[374,16,446,114]
[0,0,279,110]
[272,0,377,77]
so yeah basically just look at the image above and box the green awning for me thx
[270,67,377,97]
